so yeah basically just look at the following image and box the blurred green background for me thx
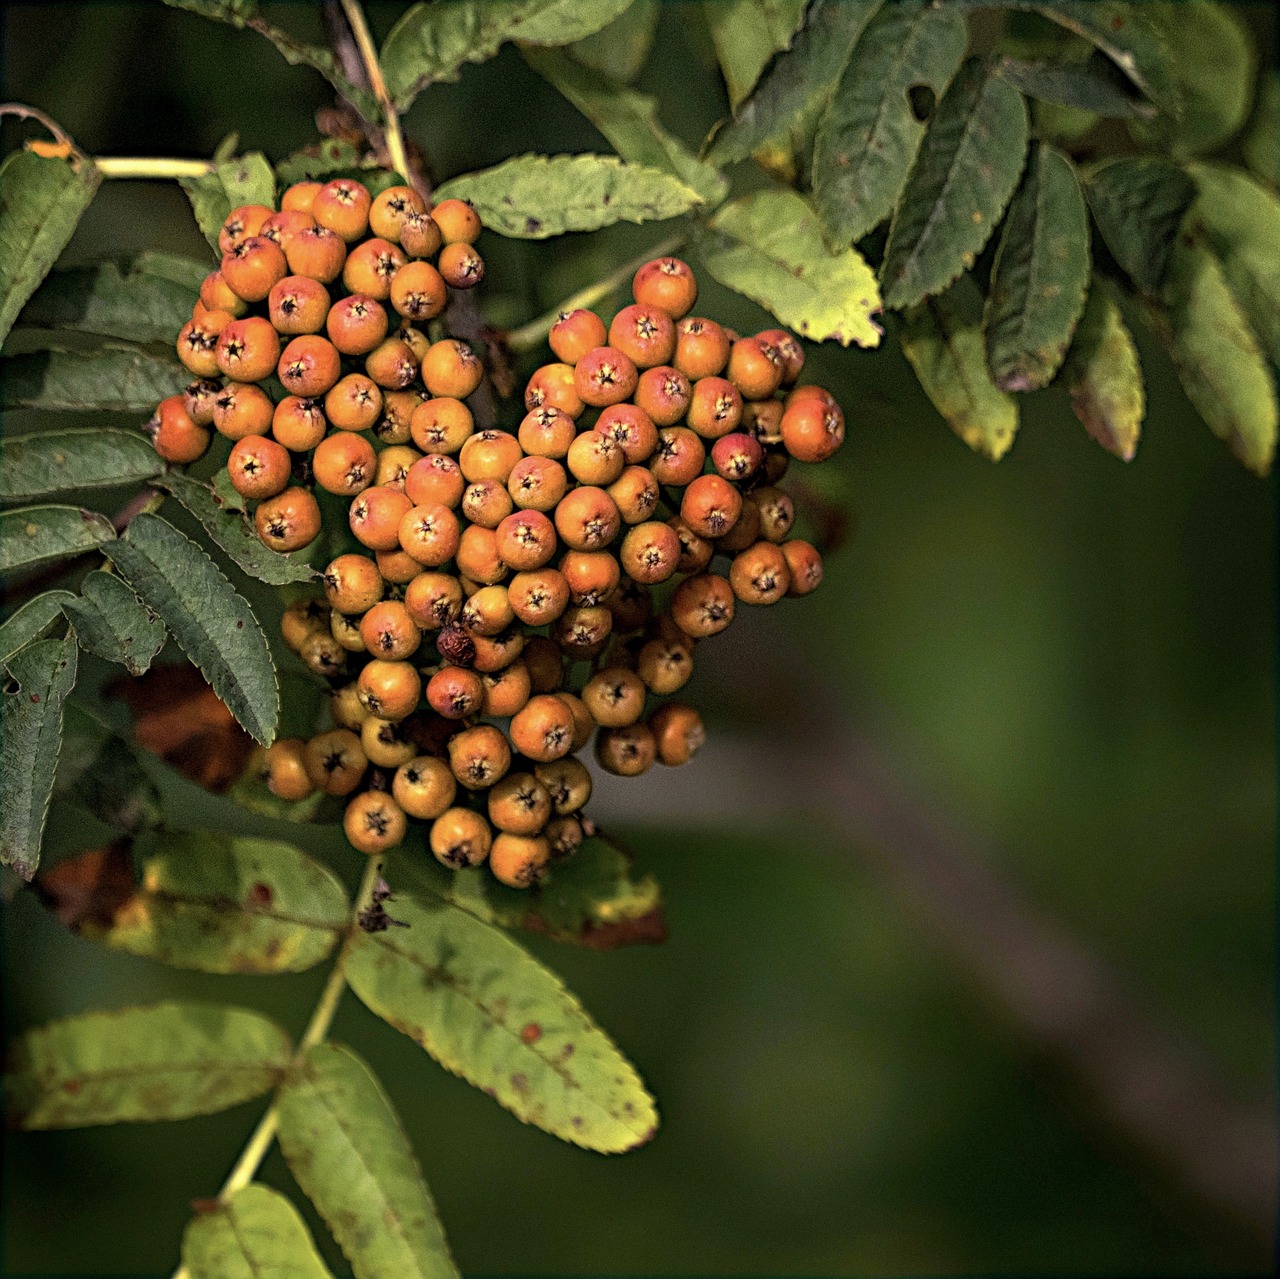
[2,3,1275,1275]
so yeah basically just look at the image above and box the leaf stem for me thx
[94,157,215,180]
[505,233,687,352]
[337,0,410,185]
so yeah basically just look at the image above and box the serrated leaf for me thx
[900,274,1020,461]
[523,48,726,205]
[1183,163,1280,368]
[569,0,658,84]
[703,0,809,110]
[0,345,190,412]
[381,0,633,110]
[0,590,75,665]
[92,831,348,973]
[997,51,1154,118]
[276,1043,458,1279]
[0,151,101,348]
[56,700,162,833]
[0,505,115,574]
[881,60,1029,311]
[1082,156,1195,296]
[702,190,882,347]
[984,143,1089,392]
[811,0,967,248]
[1,635,77,880]
[1242,72,1278,190]
[62,571,167,676]
[1064,277,1144,461]
[345,892,657,1153]
[182,1184,334,1279]
[178,154,276,252]
[156,472,315,586]
[15,257,202,344]
[5,1000,289,1129]
[102,513,279,744]
[1151,233,1277,477]
[433,154,702,238]
[0,428,163,501]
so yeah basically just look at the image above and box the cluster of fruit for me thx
[146,176,845,888]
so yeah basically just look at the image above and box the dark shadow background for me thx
[2,3,1276,1275]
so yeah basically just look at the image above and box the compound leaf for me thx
[182,1184,334,1279]
[432,154,702,238]
[881,59,1029,311]
[276,1043,459,1279]
[178,154,276,252]
[703,189,883,347]
[0,150,101,348]
[103,513,279,744]
[1064,277,1144,461]
[1,635,77,880]
[0,590,75,665]
[62,571,166,676]
[0,345,189,412]
[0,428,163,501]
[703,0,808,109]
[0,504,115,575]
[5,1001,290,1129]
[345,892,657,1153]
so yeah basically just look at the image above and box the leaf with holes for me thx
[1082,156,1195,297]
[345,892,656,1153]
[103,513,279,744]
[0,428,163,502]
[985,143,1090,392]
[1,635,77,880]
[701,190,882,347]
[1064,277,1144,462]
[178,153,276,252]
[181,1184,334,1279]
[0,345,190,412]
[62,571,167,676]
[569,0,659,84]
[0,150,101,348]
[703,0,808,109]
[901,274,1020,461]
[276,1043,458,1279]
[0,505,115,575]
[881,60,1029,311]
[811,0,967,248]
[432,154,702,238]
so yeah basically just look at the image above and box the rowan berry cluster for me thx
[146,175,844,889]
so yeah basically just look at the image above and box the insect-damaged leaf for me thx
[181,1183,334,1279]
[345,891,657,1153]
[1063,277,1144,462]
[0,428,164,502]
[0,504,115,575]
[276,1043,459,1279]
[62,571,167,676]
[5,1001,291,1129]
[0,345,190,413]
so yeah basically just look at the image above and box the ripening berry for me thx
[330,609,366,654]
[488,773,553,837]
[534,757,592,815]
[216,316,280,382]
[399,211,443,259]
[221,236,287,303]
[149,395,210,464]
[716,495,762,553]
[610,577,653,633]
[669,516,714,574]
[200,269,248,318]
[582,667,647,727]
[489,833,551,888]
[304,728,368,796]
[596,724,657,777]
[370,185,428,242]
[300,628,347,679]
[405,454,465,508]
[674,316,730,379]
[350,485,413,551]
[184,377,221,427]
[525,362,584,418]
[389,259,447,322]
[357,658,422,721]
[375,389,422,445]
[575,345,639,408]
[564,432,623,487]
[343,237,406,300]
[365,336,419,390]
[752,486,796,542]
[177,309,232,377]
[620,522,681,585]
[422,339,484,400]
[513,408,570,461]
[510,694,576,763]
[470,625,525,674]
[560,692,595,751]
[507,456,568,513]
[281,181,322,215]
[218,204,272,255]
[430,806,492,868]
[727,337,784,400]
[271,394,327,452]
[672,573,735,638]
[508,568,570,626]
[427,665,484,718]
[259,209,315,252]
[755,328,805,384]
[649,426,705,486]
[549,308,606,364]
[374,444,422,492]
[456,524,507,585]
[256,487,322,553]
[391,755,455,821]
[551,604,612,659]
[609,303,677,369]
[327,294,389,357]
[560,549,619,605]
[681,474,743,540]
[259,738,315,801]
[360,600,422,660]
[267,276,328,336]
[595,403,658,464]
[481,660,532,717]
[323,553,384,614]
[313,178,372,242]
[404,570,463,630]
[730,541,790,605]
[325,373,383,432]
[281,597,329,653]
[344,790,407,855]
[492,510,556,572]
[360,716,418,769]
[782,539,823,595]
[650,702,706,766]
[431,197,482,244]
[523,635,564,692]
[330,681,370,731]
[609,466,660,525]
[285,225,347,283]
[780,396,845,462]
[438,241,485,289]
[448,724,512,790]
[634,365,692,427]
[636,635,693,695]
[376,548,421,586]
[687,376,744,440]
[459,430,522,484]
[546,815,584,859]
[398,502,461,567]
[633,256,697,319]
[461,478,514,529]
[711,432,764,482]
[227,434,291,500]
[461,583,515,636]
[554,487,621,552]
[410,397,474,454]
[278,334,341,397]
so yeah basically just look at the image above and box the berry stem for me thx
[167,853,385,1279]
[95,157,215,179]
[505,233,687,353]
[337,0,411,186]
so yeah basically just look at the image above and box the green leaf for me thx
[15,257,201,345]
[182,1184,334,1279]
[1183,163,1280,368]
[0,151,101,348]
[62,571,167,676]
[997,52,1155,118]
[103,513,279,744]
[0,504,115,575]
[1128,1,1254,156]
[0,591,75,665]
[702,190,883,347]
[274,142,407,194]
[156,472,315,586]
[703,0,808,110]
[432,154,702,238]
[276,1043,458,1279]
[1151,233,1277,477]
[6,1000,289,1129]
[56,700,162,833]
[1,635,77,880]
[984,143,1090,392]
[811,0,967,248]
[0,345,190,412]
[881,60,1029,311]
[569,0,659,84]
[900,274,1020,461]
[94,831,348,974]
[345,892,657,1153]
[1063,277,1144,462]
[1242,71,1278,190]
[381,0,634,110]
[1082,156,1195,296]
[0,428,163,501]
[522,48,727,205]
[178,154,276,252]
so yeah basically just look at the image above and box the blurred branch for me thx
[95,157,214,179]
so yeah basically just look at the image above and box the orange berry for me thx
[255,487,322,553]
[608,303,676,369]
[269,275,330,335]
[431,198,482,245]
[524,362,584,418]
[313,432,376,497]
[780,396,845,462]
[218,204,273,255]
[327,294,389,357]
[212,382,274,441]
[574,345,638,408]
[357,658,422,721]
[405,453,465,508]
[632,256,697,319]
[278,334,341,397]
[343,791,408,855]
[325,373,383,432]
[438,241,485,289]
[281,182,322,215]
[221,235,287,303]
[349,485,413,551]
[285,225,346,283]
[227,434,291,500]
[398,503,461,567]
[634,365,692,427]
[782,539,823,595]
[342,237,406,300]
[322,553,384,614]
[312,178,372,242]
[410,397,474,454]
[148,395,210,464]
[216,316,280,383]
[370,185,428,242]
[389,259,447,322]
[422,339,484,399]
[549,308,606,364]
[554,487,620,552]
[674,316,730,379]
